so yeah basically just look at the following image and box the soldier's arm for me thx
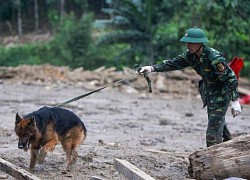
[212,56,239,101]
[152,52,190,72]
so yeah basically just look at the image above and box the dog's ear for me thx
[29,116,36,127]
[15,113,22,125]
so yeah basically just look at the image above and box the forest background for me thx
[0,0,249,78]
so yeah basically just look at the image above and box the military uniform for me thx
[152,45,239,146]
[140,27,240,147]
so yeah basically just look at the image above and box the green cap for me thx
[180,27,209,43]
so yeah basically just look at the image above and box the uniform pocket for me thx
[207,87,230,115]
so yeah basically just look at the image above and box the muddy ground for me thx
[0,66,250,180]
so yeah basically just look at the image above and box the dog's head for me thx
[15,113,37,152]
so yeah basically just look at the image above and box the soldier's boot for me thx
[223,124,232,142]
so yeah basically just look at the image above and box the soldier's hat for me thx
[180,27,209,43]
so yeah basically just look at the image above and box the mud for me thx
[0,69,249,180]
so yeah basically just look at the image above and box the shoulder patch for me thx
[217,63,225,72]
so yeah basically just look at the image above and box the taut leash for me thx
[55,65,152,107]
[55,74,137,107]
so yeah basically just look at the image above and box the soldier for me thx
[139,27,241,147]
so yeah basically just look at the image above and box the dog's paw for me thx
[28,167,34,173]
[37,158,46,164]
[66,164,73,171]
[37,153,46,164]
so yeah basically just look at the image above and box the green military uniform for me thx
[151,28,239,147]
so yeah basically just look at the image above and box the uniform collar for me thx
[199,45,208,63]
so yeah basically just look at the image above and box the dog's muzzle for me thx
[18,142,23,149]
[18,139,30,152]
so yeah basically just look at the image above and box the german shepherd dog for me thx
[15,106,87,172]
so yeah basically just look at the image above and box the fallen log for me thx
[0,158,40,180]
[188,134,250,180]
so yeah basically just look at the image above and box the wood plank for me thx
[90,176,103,180]
[0,158,41,180]
[114,158,155,180]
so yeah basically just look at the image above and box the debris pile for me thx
[1,64,249,101]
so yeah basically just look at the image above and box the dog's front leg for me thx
[38,137,59,163]
[37,150,47,164]
[29,146,40,172]
[43,136,59,152]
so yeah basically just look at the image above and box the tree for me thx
[0,0,15,35]
[99,0,170,65]
[98,0,191,66]
[59,0,65,24]
[34,0,39,31]
[16,0,22,37]
[49,13,96,68]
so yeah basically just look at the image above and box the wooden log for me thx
[188,134,250,180]
[0,158,40,180]
[114,158,155,180]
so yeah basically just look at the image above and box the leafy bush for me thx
[0,45,41,66]
[0,13,118,70]
[49,13,97,69]
[48,13,131,70]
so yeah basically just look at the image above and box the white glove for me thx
[139,66,154,75]
[231,100,241,118]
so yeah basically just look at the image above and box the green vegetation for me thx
[0,0,249,77]
[0,12,128,70]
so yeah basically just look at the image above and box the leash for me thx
[55,65,152,107]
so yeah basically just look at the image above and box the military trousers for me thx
[205,86,231,147]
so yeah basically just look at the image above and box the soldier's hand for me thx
[231,100,241,118]
[139,66,154,75]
